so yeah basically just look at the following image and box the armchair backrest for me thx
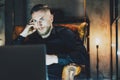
[54,22,88,48]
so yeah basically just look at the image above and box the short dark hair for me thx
[30,4,52,14]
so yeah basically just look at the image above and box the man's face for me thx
[31,10,53,36]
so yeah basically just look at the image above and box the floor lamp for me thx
[95,38,100,80]
[96,45,99,80]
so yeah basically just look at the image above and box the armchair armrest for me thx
[62,63,81,80]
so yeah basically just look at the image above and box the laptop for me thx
[0,44,47,80]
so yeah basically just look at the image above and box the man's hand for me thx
[46,54,58,65]
[20,21,36,37]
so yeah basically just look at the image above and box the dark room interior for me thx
[0,0,120,80]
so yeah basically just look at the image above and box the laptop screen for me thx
[0,44,47,80]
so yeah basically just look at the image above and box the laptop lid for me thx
[0,44,47,80]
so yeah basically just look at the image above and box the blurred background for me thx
[0,0,120,79]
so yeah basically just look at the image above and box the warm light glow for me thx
[95,38,100,45]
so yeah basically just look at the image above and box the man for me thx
[13,4,89,79]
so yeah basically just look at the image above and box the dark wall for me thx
[14,0,26,26]
[5,0,26,45]
[26,0,85,22]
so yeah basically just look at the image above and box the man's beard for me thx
[37,26,52,37]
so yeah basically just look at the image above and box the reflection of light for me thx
[95,38,100,45]
[117,51,120,55]
[0,39,4,46]
[111,43,115,47]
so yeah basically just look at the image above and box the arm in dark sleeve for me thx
[57,28,89,66]
[12,36,25,45]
